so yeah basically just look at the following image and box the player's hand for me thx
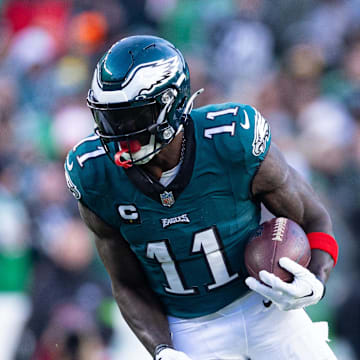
[155,347,193,360]
[245,257,325,311]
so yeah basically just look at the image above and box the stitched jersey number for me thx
[66,135,107,170]
[146,226,239,295]
[204,107,239,139]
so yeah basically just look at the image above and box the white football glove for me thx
[245,257,325,311]
[155,347,193,360]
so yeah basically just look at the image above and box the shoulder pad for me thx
[64,134,107,201]
[192,103,271,170]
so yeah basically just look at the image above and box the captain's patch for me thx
[117,204,141,224]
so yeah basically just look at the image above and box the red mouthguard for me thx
[114,149,132,168]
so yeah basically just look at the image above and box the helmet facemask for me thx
[88,87,182,167]
[116,90,177,166]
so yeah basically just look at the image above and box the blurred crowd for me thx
[1,0,360,359]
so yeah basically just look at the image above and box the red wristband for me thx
[307,232,338,266]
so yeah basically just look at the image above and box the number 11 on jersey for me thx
[146,226,239,295]
[204,106,239,139]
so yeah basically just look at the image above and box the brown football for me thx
[244,217,311,282]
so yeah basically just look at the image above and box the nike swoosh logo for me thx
[300,291,314,298]
[240,110,250,129]
[66,155,73,171]
[263,300,272,308]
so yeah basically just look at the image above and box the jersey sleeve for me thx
[204,103,271,174]
[63,134,108,205]
[64,149,84,201]
[193,102,271,177]
[201,103,271,198]
[63,135,125,230]
[235,104,271,174]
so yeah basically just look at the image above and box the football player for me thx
[65,35,338,359]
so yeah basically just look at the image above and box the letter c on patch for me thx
[117,204,141,224]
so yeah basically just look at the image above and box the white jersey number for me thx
[204,107,240,139]
[146,226,239,295]
[193,227,239,290]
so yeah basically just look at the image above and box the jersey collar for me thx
[124,118,196,206]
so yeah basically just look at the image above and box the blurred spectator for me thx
[322,25,360,103]
[335,274,360,359]
[296,98,353,172]
[68,11,108,55]
[3,0,34,34]
[284,0,360,66]
[53,55,89,98]
[51,102,94,158]
[0,190,32,359]
[5,26,56,75]
[159,0,234,54]
[208,0,275,97]
[279,43,325,117]
[34,304,108,360]
[17,218,112,359]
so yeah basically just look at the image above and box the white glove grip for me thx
[245,257,325,311]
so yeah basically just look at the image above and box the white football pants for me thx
[168,292,337,360]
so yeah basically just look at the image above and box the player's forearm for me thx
[301,200,333,236]
[302,206,336,284]
[112,282,172,354]
[308,249,334,284]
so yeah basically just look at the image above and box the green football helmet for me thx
[87,35,196,167]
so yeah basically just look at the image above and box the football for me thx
[244,217,311,282]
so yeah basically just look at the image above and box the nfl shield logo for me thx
[160,191,175,207]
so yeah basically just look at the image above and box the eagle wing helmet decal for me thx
[121,56,181,97]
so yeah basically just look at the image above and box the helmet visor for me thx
[90,101,160,142]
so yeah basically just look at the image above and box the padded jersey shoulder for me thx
[190,102,271,174]
[64,134,137,229]
[64,133,117,201]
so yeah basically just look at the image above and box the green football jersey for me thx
[65,103,271,318]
